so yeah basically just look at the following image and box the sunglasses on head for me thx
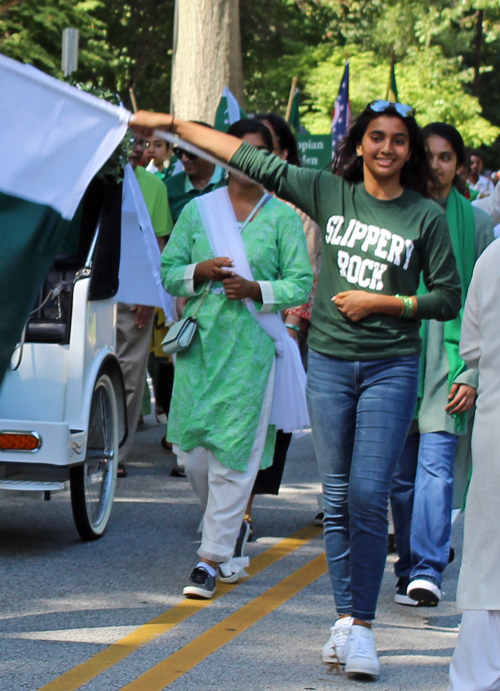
[368,100,415,118]
[172,146,198,160]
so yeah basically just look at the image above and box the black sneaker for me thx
[394,576,418,606]
[183,567,216,599]
[407,577,441,607]
[313,511,324,527]
[234,519,251,558]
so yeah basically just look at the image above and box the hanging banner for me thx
[297,134,333,170]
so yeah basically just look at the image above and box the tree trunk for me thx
[171,0,245,122]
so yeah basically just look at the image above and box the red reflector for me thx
[0,432,41,451]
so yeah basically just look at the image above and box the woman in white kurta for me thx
[449,238,500,690]
[161,120,312,599]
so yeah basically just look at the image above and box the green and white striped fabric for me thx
[0,54,130,383]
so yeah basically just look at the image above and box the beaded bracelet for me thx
[395,294,414,318]
[285,323,300,332]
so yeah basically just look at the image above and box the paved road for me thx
[0,416,462,690]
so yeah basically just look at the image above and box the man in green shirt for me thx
[165,124,226,224]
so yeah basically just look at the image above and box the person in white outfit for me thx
[449,238,500,691]
[467,151,495,198]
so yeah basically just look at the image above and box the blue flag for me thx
[331,61,351,151]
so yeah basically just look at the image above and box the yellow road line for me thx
[37,524,321,691]
[120,553,328,691]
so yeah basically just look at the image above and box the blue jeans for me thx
[391,431,458,587]
[307,350,419,620]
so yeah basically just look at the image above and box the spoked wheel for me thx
[70,373,118,540]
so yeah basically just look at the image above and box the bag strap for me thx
[239,193,271,234]
[192,280,212,317]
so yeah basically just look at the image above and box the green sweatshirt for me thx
[231,143,461,361]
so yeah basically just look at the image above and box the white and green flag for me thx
[0,54,130,382]
[0,54,129,219]
[117,165,174,320]
[214,86,247,132]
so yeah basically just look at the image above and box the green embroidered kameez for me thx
[161,196,313,472]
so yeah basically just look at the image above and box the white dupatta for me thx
[196,187,309,433]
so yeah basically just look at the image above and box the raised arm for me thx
[131,111,243,166]
[130,111,325,221]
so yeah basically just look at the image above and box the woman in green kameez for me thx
[160,119,313,599]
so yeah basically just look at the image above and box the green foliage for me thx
[0,0,111,77]
[1,0,500,151]
[0,0,175,111]
[240,0,335,114]
[91,0,175,112]
[241,0,500,148]
[301,45,500,146]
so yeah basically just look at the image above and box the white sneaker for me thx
[217,556,249,584]
[407,578,441,607]
[344,625,381,679]
[322,616,353,665]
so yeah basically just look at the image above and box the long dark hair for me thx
[254,113,301,166]
[333,104,433,198]
[227,119,274,152]
[422,122,467,195]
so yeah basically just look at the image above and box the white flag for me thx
[116,165,174,320]
[0,54,129,219]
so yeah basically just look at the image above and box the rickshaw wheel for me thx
[70,373,118,540]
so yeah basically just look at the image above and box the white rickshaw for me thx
[0,166,170,540]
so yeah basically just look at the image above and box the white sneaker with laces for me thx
[322,616,353,665]
[344,624,381,678]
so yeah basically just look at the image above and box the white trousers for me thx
[450,610,500,691]
[175,360,275,563]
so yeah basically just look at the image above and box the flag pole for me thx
[285,77,298,122]
[129,87,138,113]
[385,50,395,101]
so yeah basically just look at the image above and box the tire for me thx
[70,373,118,540]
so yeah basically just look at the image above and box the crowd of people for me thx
[108,100,500,687]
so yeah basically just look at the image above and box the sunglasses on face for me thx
[368,100,415,118]
[172,146,198,160]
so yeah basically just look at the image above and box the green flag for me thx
[386,60,399,102]
[214,86,247,132]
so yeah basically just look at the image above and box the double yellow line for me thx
[38,525,324,691]
[121,553,327,690]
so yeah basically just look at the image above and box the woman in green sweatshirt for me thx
[131,101,461,680]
